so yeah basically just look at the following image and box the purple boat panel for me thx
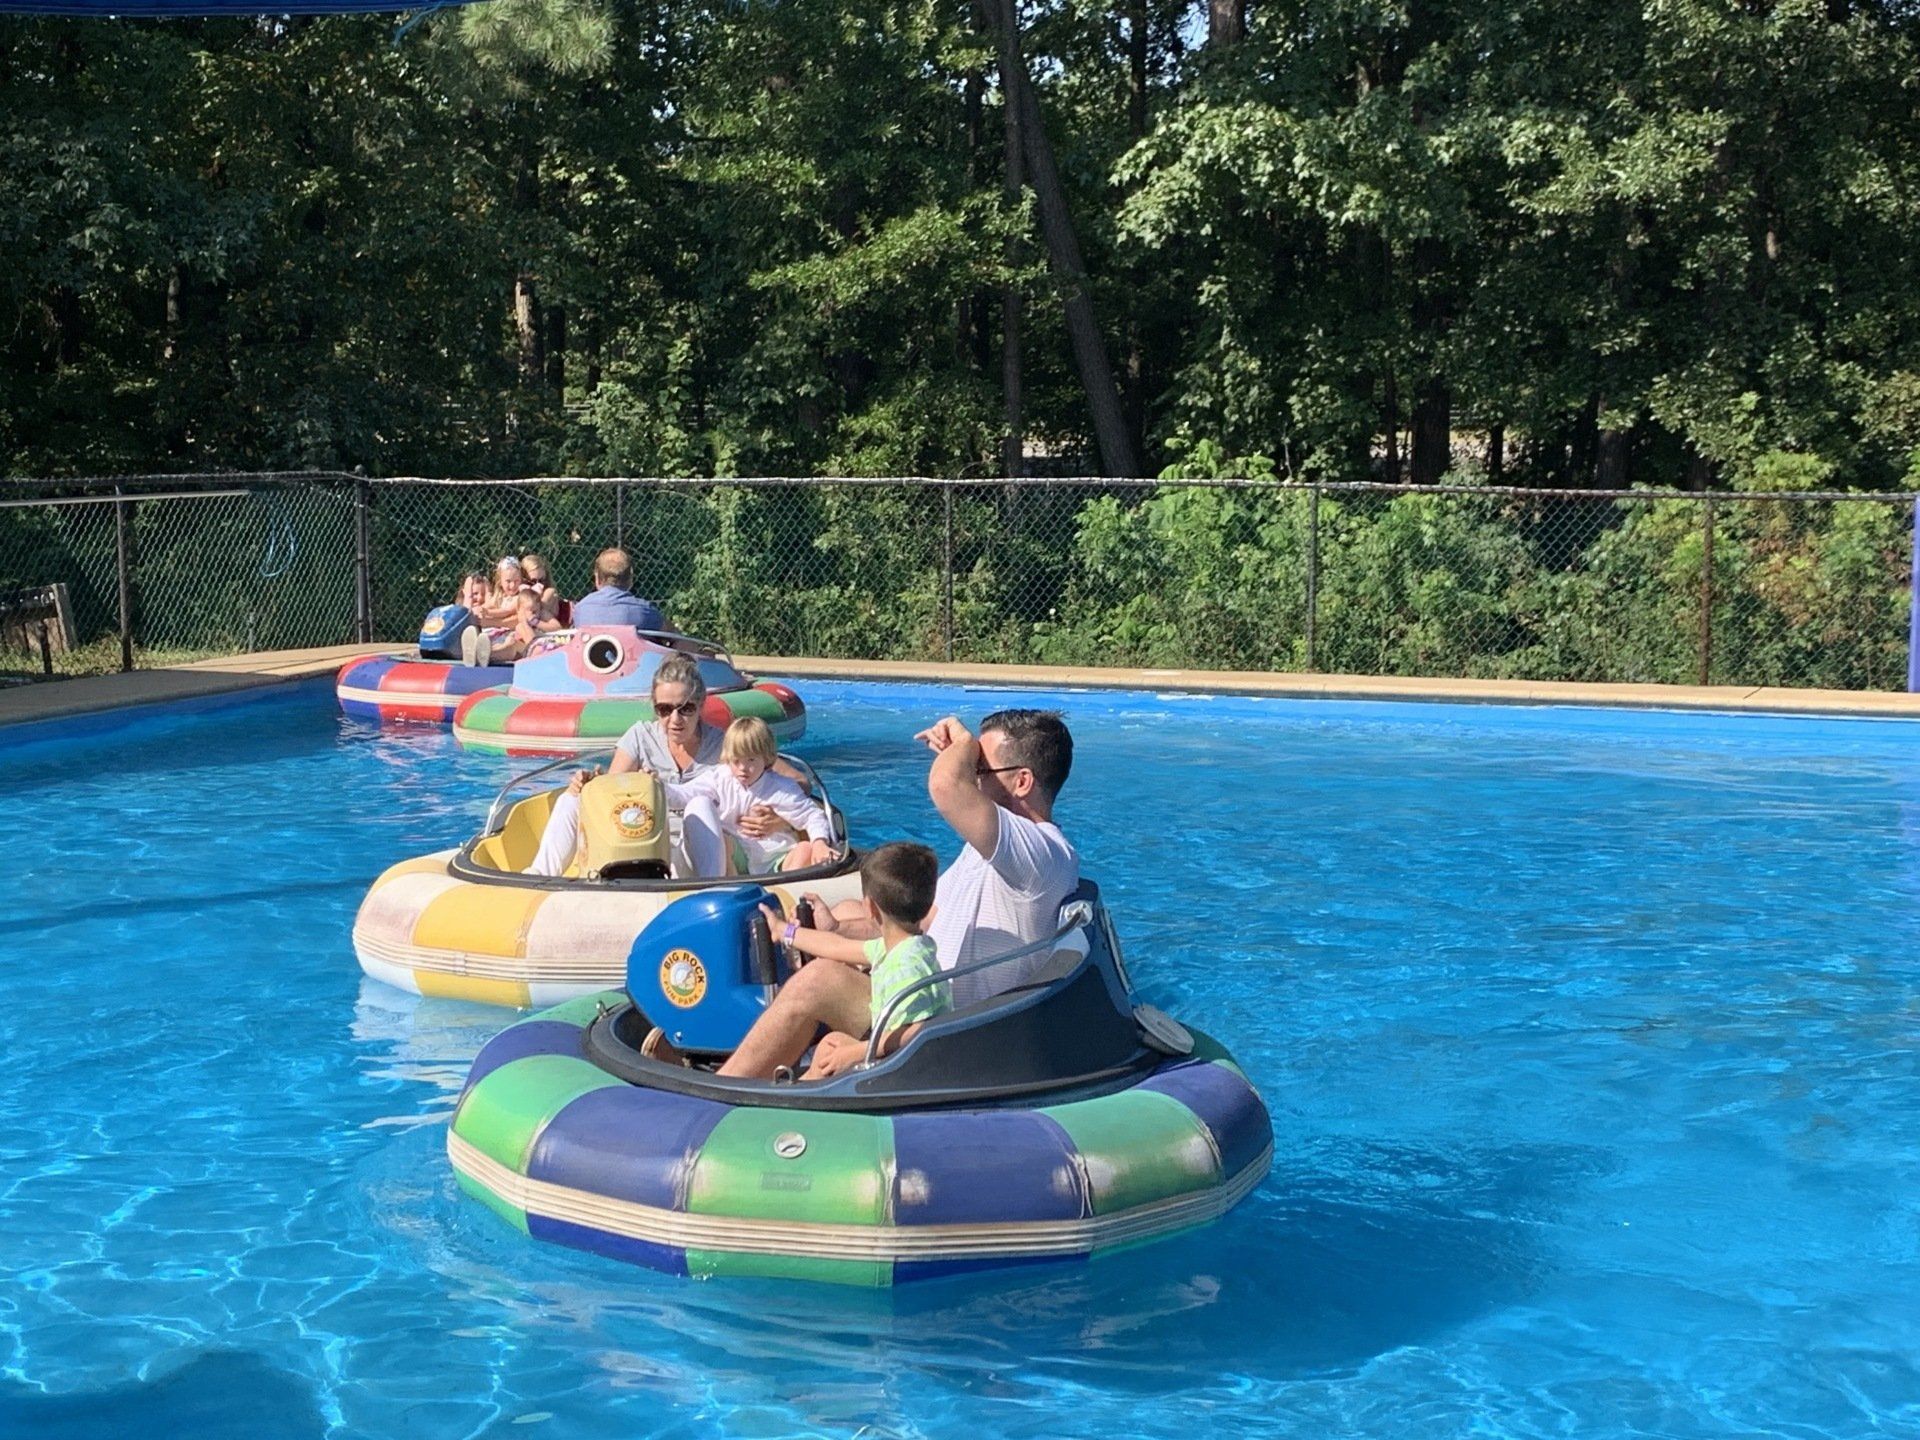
[459,1022,587,1101]
[528,1086,731,1213]
[890,1110,1088,1226]
[527,1215,689,1277]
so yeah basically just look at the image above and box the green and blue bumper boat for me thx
[448,882,1271,1286]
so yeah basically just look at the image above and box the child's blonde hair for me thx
[489,556,524,597]
[721,715,778,764]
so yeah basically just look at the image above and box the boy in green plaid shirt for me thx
[760,842,947,1079]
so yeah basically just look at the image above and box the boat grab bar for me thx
[861,902,1096,1066]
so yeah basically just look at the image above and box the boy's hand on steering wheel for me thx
[800,892,837,933]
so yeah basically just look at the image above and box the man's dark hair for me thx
[980,708,1073,801]
[861,841,939,929]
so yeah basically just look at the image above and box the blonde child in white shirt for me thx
[666,716,836,876]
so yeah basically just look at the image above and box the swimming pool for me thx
[3,679,1917,1438]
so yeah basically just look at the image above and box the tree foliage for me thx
[5,0,1918,487]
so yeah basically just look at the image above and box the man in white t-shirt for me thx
[643,709,1079,1080]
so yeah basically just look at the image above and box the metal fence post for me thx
[1909,495,1919,693]
[1697,496,1716,686]
[942,483,956,663]
[1304,482,1321,671]
[353,479,374,644]
[114,484,133,672]
[616,482,626,551]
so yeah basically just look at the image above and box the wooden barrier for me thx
[0,583,77,675]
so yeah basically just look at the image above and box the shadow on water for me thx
[12,878,369,937]
[859,1135,1602,1386]
[469,1133,1609,1420]
[0,1350,327,1440]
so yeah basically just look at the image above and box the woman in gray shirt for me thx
[527,654,722,875]
[527,653,803,877]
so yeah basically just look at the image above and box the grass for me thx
[0,636,231,683]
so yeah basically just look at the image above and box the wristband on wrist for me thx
[783,921,799,945]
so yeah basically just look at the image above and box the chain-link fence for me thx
[0,477,360,678]
[1,474,1913,691]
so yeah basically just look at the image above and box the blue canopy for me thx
[0,0,475,12]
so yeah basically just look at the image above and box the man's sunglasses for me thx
[975,761,1026,777]
[654,700,701,720]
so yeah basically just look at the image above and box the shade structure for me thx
[0,0,479,13]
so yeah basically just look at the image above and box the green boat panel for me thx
[714,688,784,723]
[453,1055,623,1172]
[687,1108,894,1226]
[573,698,649,738]
[686,1247,890,1287]
[1042,1087,1220,1215]
[531,991,625,1030]
[457,693,520,731]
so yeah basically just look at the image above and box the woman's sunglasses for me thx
[654,700,701,720]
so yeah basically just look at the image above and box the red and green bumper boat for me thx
[450,629,804,757]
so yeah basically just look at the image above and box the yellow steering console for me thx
[577,773,670,880]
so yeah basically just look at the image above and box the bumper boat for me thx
[452,628,805,757]
[448,884,1272,1286]
[354,761,862,1008]
[336,603,508,724]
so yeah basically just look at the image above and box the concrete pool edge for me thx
[736,657,1920,721]
[5,644,1918,727]
[0,642,402,728]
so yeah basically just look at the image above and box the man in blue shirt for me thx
[572,547,667,631]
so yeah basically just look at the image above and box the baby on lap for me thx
[666,716,836,874]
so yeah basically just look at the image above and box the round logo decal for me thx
[612,800,655,839]
[660,949,707,1008]
[422,614,446,634]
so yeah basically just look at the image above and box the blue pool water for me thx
[4,679,1919,1438]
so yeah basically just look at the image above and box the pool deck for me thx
[3,644,1919,726]
[0,643,397,727]
[734,656,1920,719]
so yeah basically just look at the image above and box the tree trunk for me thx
[1683,445,1716,491]
[1208,0,1246,47]
[47,286,82,370]
[512,151,543,390]
[1381,372,1400,481]
[1127,0,1148,137]
[990,0,1141,476]
[1595,412,1632,489]
[514,274,543,387]
[544,306,566,394]
[1000,27,1025,481]
[1410,379,1451,485]
[1124,0,1149,466]
[1487,422,1505,482]
[961,37,990,372]
[1408,236,1453,486]
[163,266,182,365]
[1568,394,1600,488]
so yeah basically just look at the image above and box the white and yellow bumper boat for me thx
[354,761,863,1009]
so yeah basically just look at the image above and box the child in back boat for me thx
[664,716,836,875]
